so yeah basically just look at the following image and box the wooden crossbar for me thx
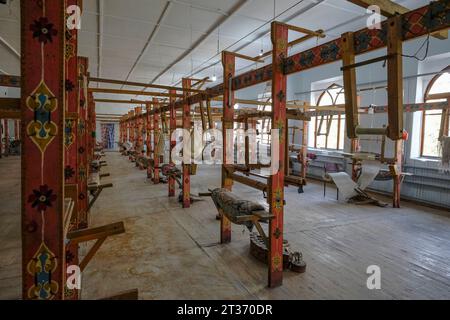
[67,222,125,272]
[67,221,125,243]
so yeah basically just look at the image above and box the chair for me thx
[323,162,343,200]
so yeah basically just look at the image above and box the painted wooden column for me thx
[63,0,81,300]
[169,89,177,197]
[15,120,20,140]
[221,52,235,243]
[89,93,96,158]
[21,0,66,300]
[0,119,3,158]
[268,21,288,288]
[128,110,135,152]
[134,111,139,151]
[182,79,192,208]
[119,119,122,145]
[300,120,308,180]
[77,57,89,229]
[135,107,143,154]
[122,119,126,144]
[145,104,153,179]
[153,100,160,184]
[87,92,93,166]
[4,119,9,156]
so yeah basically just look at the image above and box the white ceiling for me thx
[0,0,432,114]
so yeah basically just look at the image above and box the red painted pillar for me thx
[146,104,153,179]
[21,0,66,300]
[4,119,9,156]
[119,119,122,145]
[153,99,160,184]
[135,107,143,153]
[221,52,235,243]
[14,120,20,141]
[268,22,288,288]
[128,110,135,154]
[77,57,89,229]
[89,93,96,159]
[63,0,81,300]
[169,90,177,197]
[0,119,3,158]
[87,92,94,167]
[182,79,192,208]
[300,120,308,180]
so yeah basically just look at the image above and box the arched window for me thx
[309,83,346,150]
[421,66,450,157]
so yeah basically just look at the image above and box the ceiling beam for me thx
[89,88,183,98]
[88,77,204,93]
[347,0,408,16]
[94,99,161,105]
[347,0,447,39]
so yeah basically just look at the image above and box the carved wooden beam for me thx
[347,0,447,39]
[0,98,20,118]
[0,75,20,87]
[89,88,183,98]
[88,76,203,93]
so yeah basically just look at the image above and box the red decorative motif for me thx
[30,17,58,44]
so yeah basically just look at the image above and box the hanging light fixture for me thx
[211,63,217,82]
[259,38,264,56]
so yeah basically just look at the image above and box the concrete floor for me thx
[1,153,450,299]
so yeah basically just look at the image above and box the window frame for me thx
[311,83,346,150]
[420,66,450,158]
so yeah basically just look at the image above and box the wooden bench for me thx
[94,151,105,159]
[91,160,107,172]
[87,172,113,210]
[135,155,153,170]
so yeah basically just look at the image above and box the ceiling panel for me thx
[103,15,154,41]
[103,0,168,22]
[163,5,222,31]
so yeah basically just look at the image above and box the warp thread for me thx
[440,136,450,172]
